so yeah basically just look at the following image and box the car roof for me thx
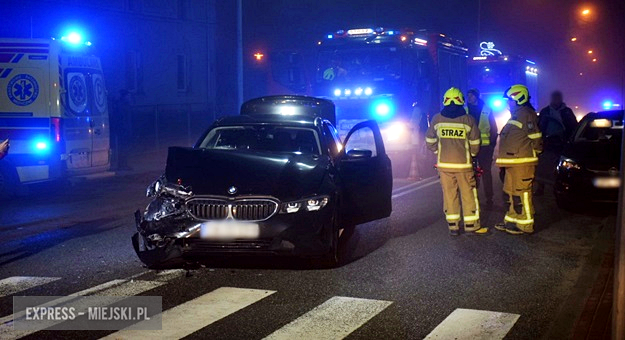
[585,110,624,120]
[214,114,320,128]
[240,95,336,125]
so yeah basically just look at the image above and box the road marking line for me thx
[0,279,163,340]
[263,296,392,340]
[0,276,61,298]
[155,269,186,282]
[424,308,520,340]
[392,179,440,199]
[100,287,276,340]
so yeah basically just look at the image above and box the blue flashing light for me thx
[526,59,536,65]
[387,31,395,36]
[61,32,82,44]
[327,34,333,39]
[333,88,341,96]
[490,98,504,110]
[371,99,394,119]
[602,101,613,110]
[33,140,49,153]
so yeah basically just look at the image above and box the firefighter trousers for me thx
[502,165,536,233]
[439,171,480,231]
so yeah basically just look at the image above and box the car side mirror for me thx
[346,149,373,159]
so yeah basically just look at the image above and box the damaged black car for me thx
[132,95,393,268]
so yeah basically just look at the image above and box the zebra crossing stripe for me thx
[263,296,392,340]
[0,279,164,340]
[424,308,520,340]
[100,287,276,340]
[0,276,61,298]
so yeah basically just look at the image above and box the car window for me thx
[344,126,377,157]
[199,125,321,155]
[574,118,623,143]
[322,122,343,157]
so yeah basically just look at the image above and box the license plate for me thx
[593,177,621,188]
[200,221,260,240]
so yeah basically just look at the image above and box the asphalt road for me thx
[0,168,616,339]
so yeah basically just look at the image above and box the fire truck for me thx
[255,28,470,177]
[468,42,539,130]
[0,34,110,197]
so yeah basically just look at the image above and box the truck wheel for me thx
[0,161,18,200]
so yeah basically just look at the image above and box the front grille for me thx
[183,239,273,253]
[232,200,278,221]
[187,199,228,220]
[186,198,278,221]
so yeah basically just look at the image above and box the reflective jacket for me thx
[496,105,543,167]
[468,101,498,147]
[426,107,481,172]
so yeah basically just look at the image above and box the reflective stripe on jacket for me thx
[425,113,481,172]
[496,105,543,167]
[478,108,496,146]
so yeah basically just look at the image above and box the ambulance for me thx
[0,36,110,197]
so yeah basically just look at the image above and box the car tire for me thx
[311,210,341,269]
[0,161,18,200]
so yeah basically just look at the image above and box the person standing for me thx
[426,87,488,236]
[534,90,577,195]
[466,89,498,206]
[495,85,543,235]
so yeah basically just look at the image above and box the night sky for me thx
[244,0,625,112]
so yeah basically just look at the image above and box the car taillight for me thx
[51,117,62,142]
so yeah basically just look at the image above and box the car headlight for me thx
[144,197,184,221]
[280,196,329,213]
[558,157,581,171]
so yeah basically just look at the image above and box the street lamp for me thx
[588,50,593,54]
[571,37,577,42]
[581,8,590,16]
[592,58,597,62]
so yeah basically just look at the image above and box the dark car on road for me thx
[133,96,393,268]
[554,110,623,208]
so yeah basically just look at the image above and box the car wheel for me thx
[0,161,18,200]
[312,210,341,269]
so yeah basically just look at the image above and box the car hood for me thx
[165,147,329,200]
[564,141,622,171]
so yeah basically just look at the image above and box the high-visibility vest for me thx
[478,109,492,146]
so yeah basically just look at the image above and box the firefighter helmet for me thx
[443,87,465,106]
[504,84,530,105]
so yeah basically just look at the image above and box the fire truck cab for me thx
[315,28,469,177]
[0,36,110,197]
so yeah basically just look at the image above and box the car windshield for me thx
[317,47,401,82]
[199,125,321,155]
[575,118,623,142]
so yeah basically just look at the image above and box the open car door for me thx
[338,120,392,226]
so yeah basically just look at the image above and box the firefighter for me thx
[466,88,498,206]
[426,87,488,236]
[495,85,543,234]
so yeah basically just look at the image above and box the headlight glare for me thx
[280,196,329,213]
[306,197,329,211]
[558,158,581,171]
[285,202,301,213]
